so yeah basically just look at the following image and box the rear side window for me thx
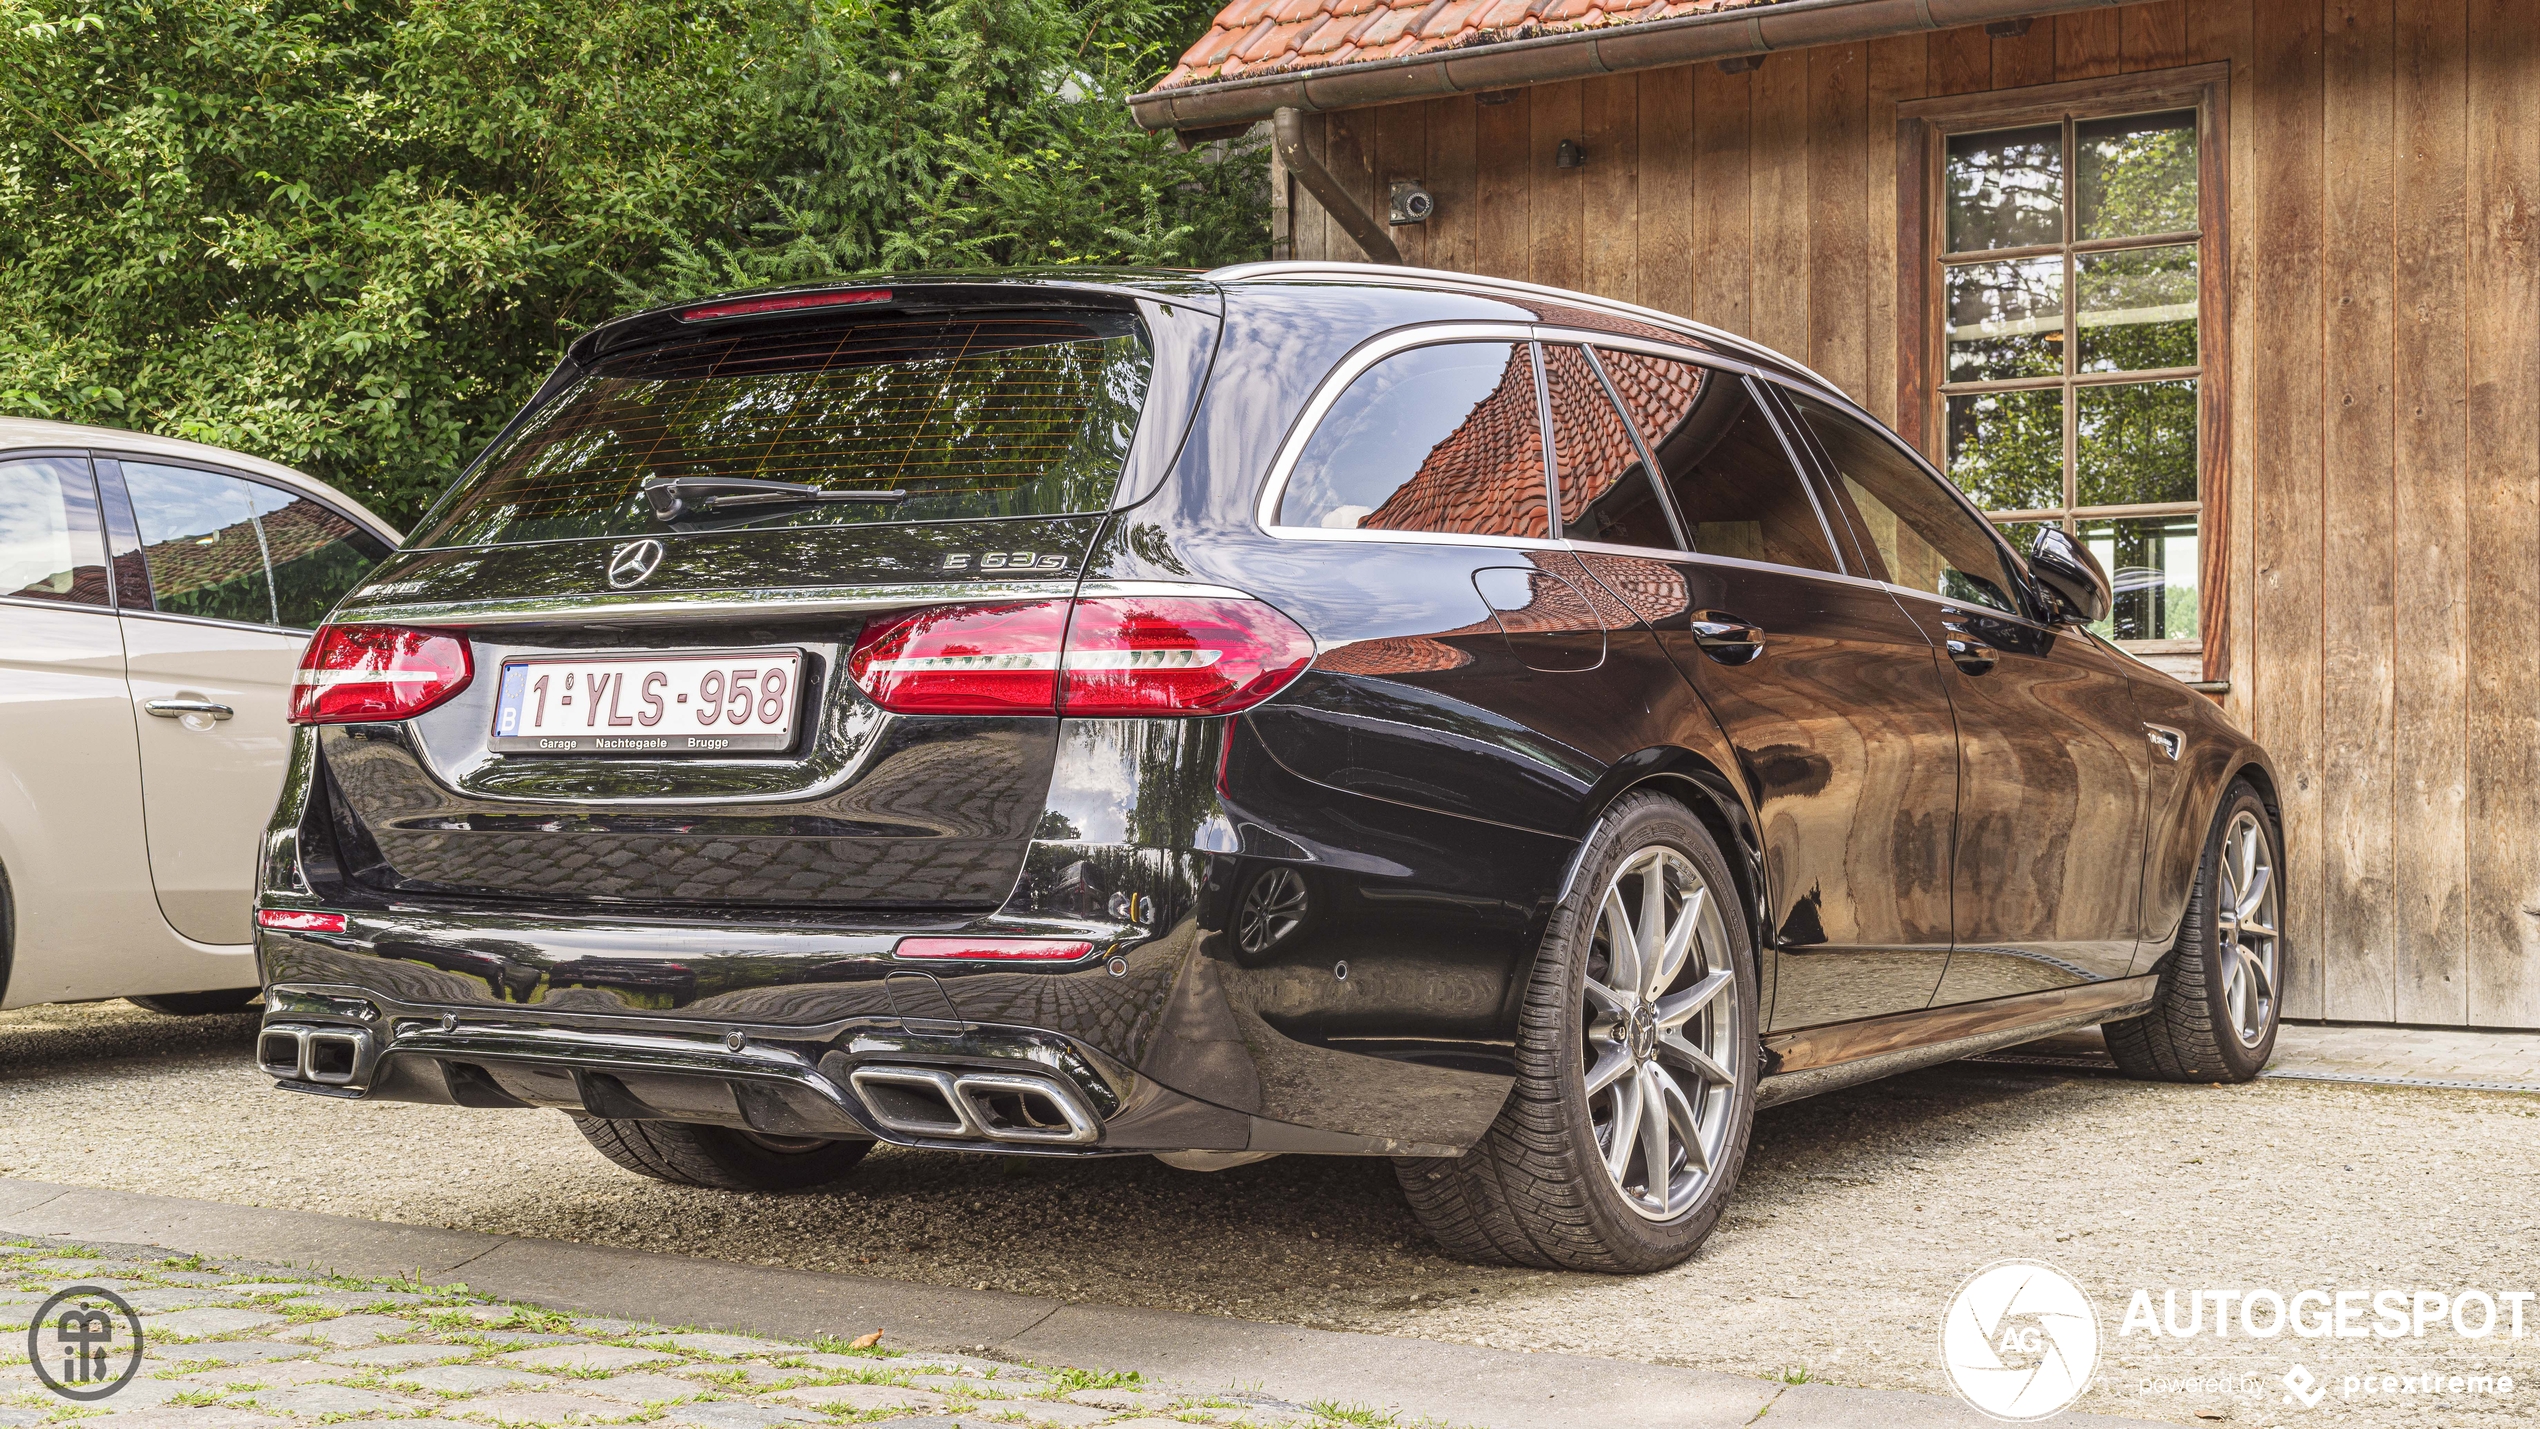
[0,456,107,607]
[1542,345,1678,550]
[1279,341,1550,539]
[122,462,278,625]
[1596,351,1840,574]
[411,311,1151,548]
[118,461,389,629]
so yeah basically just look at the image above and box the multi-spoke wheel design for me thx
[2215,808,2279,1049]
[1236,866,1312,958]
[1391,794,1757,1272]
[1582,846,1741,1220]
[2105,780,2284,1083]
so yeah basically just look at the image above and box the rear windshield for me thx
[408,309,1150,548]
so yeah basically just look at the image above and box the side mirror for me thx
[2025,526,2112,626]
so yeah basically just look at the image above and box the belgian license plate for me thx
[489,649,806,754]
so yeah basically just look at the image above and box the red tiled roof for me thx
[1158,0,1759,90]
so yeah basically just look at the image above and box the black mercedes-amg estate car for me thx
[254,264,2282,1271]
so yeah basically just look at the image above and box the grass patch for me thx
[1038,1366,1144,1394]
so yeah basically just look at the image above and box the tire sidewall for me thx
[1541,795,1760,1266]
[2192,784,2282,1079]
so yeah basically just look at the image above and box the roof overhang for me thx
[1131,0,2138,135]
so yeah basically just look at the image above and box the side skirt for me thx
[1754,975,2159,1109]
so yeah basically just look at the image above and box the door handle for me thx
[1939,616,1997,674]
[1689,611,1765,665]
[146,698,235,721]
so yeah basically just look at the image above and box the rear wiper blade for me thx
[643,477,906,522]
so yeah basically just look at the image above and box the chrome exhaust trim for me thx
[258,1022,377,1088]
[845,1064,1102,1145]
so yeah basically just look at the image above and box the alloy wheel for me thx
[2217,809,2280,1048]
[1237,867,1311,957]
[1581,845,1742,1222]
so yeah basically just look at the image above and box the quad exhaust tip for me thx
[259,1023,374,1087]
[847,1064,1100,1145]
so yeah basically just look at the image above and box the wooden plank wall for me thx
[1287,0,2540,1029]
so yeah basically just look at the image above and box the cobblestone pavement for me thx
[0,1235,1361,1429]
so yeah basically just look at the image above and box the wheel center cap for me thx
[1628,1003,1658,1062]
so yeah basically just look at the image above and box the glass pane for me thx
[1281,341,1549,539]
[123,461,278,626]
[1545,345,1678,550]
[1946,123,2063,253]
[1946,256,2065,381]
[1946,389,2065,512]
[1794,395,2020,614]
[2076,378,2197,506]
[0,457,107,606]
[2077,109,2197,240]
[2079,244,2197,372]
[1598,350,1839,573]
[413,312,1151,548]
[2082,512,2199,641]
[1993,518,2060,560]
[248,487,392,630]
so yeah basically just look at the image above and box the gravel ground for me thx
[8,1000,2538,1427]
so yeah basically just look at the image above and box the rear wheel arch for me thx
[1586,756,1771,961]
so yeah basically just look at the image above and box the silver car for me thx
[0,420,398,1012]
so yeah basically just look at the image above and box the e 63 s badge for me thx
[940,550,1070,573]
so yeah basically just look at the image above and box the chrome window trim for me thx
[118,606,318,639]
[1557,539,1897,597]
[1254,322,1558,548]
[0,592,115,618]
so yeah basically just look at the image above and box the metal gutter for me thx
[1131,0,2135,132]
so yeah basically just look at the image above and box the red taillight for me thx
[256,908,347,933]
[1060,597,1315,716]
[845,601,1068,714]
[676,288,890,322]
[289,624,473,725]
[894,936,1095,962]
[845,596,1314,718]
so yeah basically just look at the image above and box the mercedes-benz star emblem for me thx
[607,539,666,590]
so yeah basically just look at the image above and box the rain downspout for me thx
[1272,107,1402,265]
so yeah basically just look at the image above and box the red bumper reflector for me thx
[893,936,1094,962]
[257,908,348,934]
[676,288,891,322]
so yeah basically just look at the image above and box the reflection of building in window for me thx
[1359,345,1547,538]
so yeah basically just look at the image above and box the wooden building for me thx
[1131,0,2540,1030]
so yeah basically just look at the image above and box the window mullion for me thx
[2062,114,2079,530]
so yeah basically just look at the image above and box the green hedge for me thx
[0,0,1262,527]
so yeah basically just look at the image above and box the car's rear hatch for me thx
[312,279,1213,912]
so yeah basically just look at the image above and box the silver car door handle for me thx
[146,698,235,721]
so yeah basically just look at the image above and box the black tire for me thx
[1393,791,1759,1273]
[129,989,260,1016]
[2105,779,2283,1083]
[569,1116,872,1192]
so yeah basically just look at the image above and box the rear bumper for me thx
[255,974,1462,1158]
